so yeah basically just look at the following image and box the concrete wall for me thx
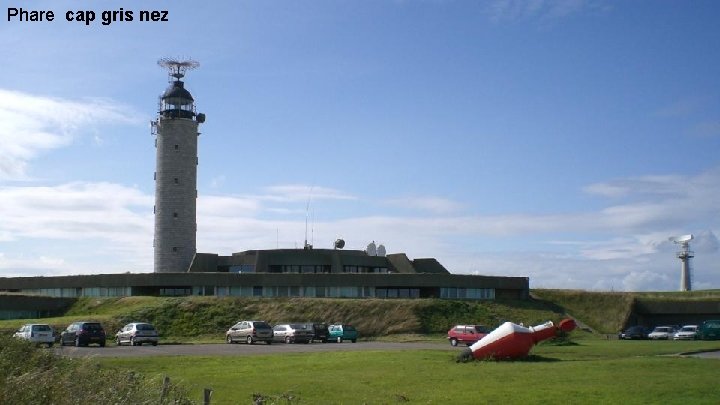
[626,299,720,327]
[0,295,76,320]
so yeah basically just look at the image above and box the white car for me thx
[648,326,676,340]
[673,325,698,340]
[115,322,159,346]
[13,323,55,347]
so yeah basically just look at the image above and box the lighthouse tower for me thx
[153,59,206,273]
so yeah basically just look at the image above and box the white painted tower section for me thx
[153,59,205,273]
[670,234,694,292]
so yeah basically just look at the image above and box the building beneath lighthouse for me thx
[153,60,205,273]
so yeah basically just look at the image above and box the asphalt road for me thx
[688,350,720,359]
[54,341,455,358]
[52,342,720,359]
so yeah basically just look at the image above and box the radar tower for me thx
[669,234,694,292]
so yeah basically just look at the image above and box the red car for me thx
[447,324,490,346]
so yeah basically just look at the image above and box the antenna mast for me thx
[304,185,314,250]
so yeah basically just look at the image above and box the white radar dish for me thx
[669,234,694,243]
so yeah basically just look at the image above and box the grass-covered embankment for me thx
[0,296,567,342]
[4,289,719,339]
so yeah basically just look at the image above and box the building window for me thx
[160,288,191,296]
[174,144,179,150]
[174,178,179,184]
[441,287,495,300]
[173,212,178,219]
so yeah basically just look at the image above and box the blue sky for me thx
[1,0,719,291]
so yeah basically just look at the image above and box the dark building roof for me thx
[189,248,450,275]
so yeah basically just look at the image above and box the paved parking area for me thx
[686,350,720,359]
[54,341,453,358]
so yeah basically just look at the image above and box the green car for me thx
[328,324,358,343]
[699,320,720,340]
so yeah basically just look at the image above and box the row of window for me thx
[209,286,375,298]
[0,310,46,321]
[440,287,495,300]
[23,287,131,298]
[266,265,332,274]
[376,288,420,298]
[227,265,391,274]
[15,286,496,300]
[342,266,389,274]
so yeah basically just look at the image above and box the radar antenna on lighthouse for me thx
[158,58,200,81]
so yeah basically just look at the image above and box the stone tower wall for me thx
[154,117,198,273]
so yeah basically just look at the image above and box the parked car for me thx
[328,324,358,343]
[272,323,314,344]
[447,324,490,346]
[699,320,720,340]
[60,321,106,347]
[306,323,329,343]
[115,322,159,346]
[13,323,55,347]
[673,325,698,340]
[618,325,650,340]
[226,320,273,344]
[648,325,677,340]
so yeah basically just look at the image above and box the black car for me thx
[619,325,650,340]
[60,321,107,347]
[306,323,329,343]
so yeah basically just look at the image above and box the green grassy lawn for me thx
[99,338,720,404]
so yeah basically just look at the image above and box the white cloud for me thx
[0,89,141,181]
[1,166,719,291]
[654,97,703,118]
[0,182,153,275]
[689,121,720,138]
[486,0,595,23]
[384,196,464,214]
[260,184,356,203]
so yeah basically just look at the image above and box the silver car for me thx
[115,322,159,346]
[226,320,273,344]
[272,323,314,344]
[648,325,677,340]
[13,323,55,347]
[673,325,699,340]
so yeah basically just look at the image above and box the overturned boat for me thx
[458,318,576,361]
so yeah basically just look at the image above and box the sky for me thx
[1,0,719,291]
